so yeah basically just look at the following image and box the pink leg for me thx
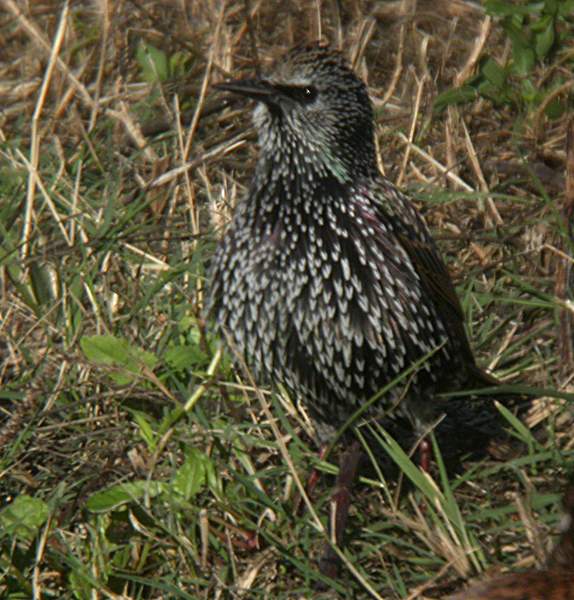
[319,440,362,579]
[419,437,431,472]
[306,444,328,498]
[294,444,328,516]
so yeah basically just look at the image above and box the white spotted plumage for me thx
[207,44,485,442]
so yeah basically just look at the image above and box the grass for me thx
[1,0,573,598]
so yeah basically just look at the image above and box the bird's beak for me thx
[214,78,276,101]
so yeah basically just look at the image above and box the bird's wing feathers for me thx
[396,233,465,324]
[369,181,478,368]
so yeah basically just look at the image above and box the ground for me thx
[1,1,573,598]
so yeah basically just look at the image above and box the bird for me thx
[449,481,574,599]
[207,43,495,577]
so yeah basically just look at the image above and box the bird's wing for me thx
[396,233,465,325]
[391,200,499,386]
[370,181,478,368]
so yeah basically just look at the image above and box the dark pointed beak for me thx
[214,78,276,102]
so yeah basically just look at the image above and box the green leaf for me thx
[171,448,210,500]
[165,344,206,371]
[535,18,555,58]
[81,334,129,364]
[542,0,559,17]
[86,480,163,512]
[431,435,486,570]
[559,1,574,16]
[0,495,49,541]
[485,1,540,17]
[513,43,536,75]
[505,23,536,75]
[128,409,157,450]
[544,98,566,119]
[520,78,538,104]
[477,80,510,105]
[80,335,157,384]
[169,51,192,78]
[136,41,169,83]
[29,262,56,306]
[481,58,506,89]
[433,86,477,111]
[6,263,39,315]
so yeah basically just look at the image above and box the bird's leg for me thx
[307,444,328,498]
[293,444,327,515]
[419,437,431,472]
[318,439,362,579]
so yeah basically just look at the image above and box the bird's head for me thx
[215,44,377,183]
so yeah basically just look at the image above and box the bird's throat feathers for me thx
[253,102,373,186]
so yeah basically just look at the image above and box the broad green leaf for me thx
[171,448,210,500]
[136,41,169,83]
[559,1,574,16]
[81,334,130,364]
[505,24,536,75]
[485,1,541,17]
[477,80,510,104]
[165,344,206,371]
[535,18,555,58]
[169,51,192,78]
[481,58,506,89]
[80,335,157,384]
[542,0,559,17]
[86,480,163,512]
[521,78,538,104]
[129,409,157,450]
[0,495,49,541]
[29,262,56,306]
[433,86,477,111]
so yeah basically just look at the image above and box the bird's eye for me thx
[277,84,318,104]
[273,83,317,104]
[301,86,317,103]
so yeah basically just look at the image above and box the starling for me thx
[207,43,494,575]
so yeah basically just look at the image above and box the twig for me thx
[397,73,427,188]
[22,1,70,260]
[396,131,474,191]
[460,119,503,226]
[455,16,492,87]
